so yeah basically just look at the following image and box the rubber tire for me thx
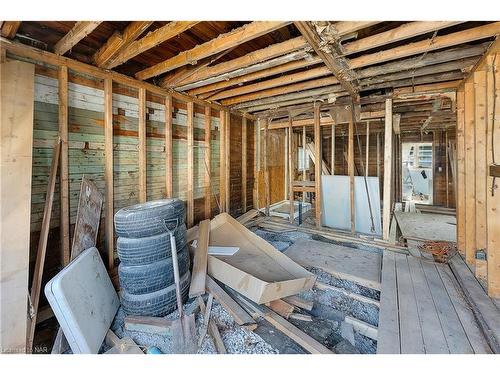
[114,199,185,238]
[118,245,190,294]
[121,271,191,317]
[117,224,187,266]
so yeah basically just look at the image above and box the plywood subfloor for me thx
[284,238,382,290]
[377,251,491,354]
[394,211,457,242]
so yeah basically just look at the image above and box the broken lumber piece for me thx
[282,296,314,311]
[236,208,260,225]
[289,313,313,322]
[189,219,210,298]
[124,316,172,336]
[206,276,256,328]
[263,308,333,354]
[223,285,333,354]
[266,299,295,318]
[314,281,380,307]
[198,296,227,354]
[345,316,378,341]
[198,294,214,346]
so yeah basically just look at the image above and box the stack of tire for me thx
[114,199,191,317]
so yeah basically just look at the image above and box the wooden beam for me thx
[161,47,237,89]
[53,21,102,56]
[177,37,309,88]
[365,121,370,177]
[348,105,355,233]
[27,139,61,352]
[204,106,211,218]
[331,124,336,175]
[464,81,476,265]
[225,111,231,213]
[294,21,359,100]
[138,87,147,203]
[0,37,232,114]
[107,22,199,69]
[208,66,331,101]
[242,116,247,213]
[165,94,173,198]
[176,22,371,89]
[254,119,260,210]
[136,22,291,80]
[392,114,401,135]
[314,105,322,227]
[104,78,114,269]
[219,110,226,213]
[343,21,463,55]
[192,38,486,97]
[0,21,21,39]
[206,276,256,327]
[187,101,194,227]
[190,56,322,96]
[351,22,500,70]
[383,99,393,240]
[486,53,500,297]
[288,115,294,223]
[189,219,209,298]
[93,21,153,68]
[264,118,270,216]
[474,71,487,257]
[58,66,70,266]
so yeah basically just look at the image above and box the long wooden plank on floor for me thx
[189,219,210,298]
[407,256,449,353]
[263,309,333,354]
[436,265,492,354]
[449,255,500,353]
[394,253,425,353]
[421,262,473,353]
[206,276,256,327]
[377,251,400,354]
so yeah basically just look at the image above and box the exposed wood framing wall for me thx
[0,42,255,303]
[457,41,500,297]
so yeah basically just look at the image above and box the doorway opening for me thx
[401,142,433,205]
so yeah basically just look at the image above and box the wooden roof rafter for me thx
[53,21,102,55]
[135,21,292,80]
[294,21,361,101]
[93,21,153,68]
[105,21,200,69]
[1,21,21,39]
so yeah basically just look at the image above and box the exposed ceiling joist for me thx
[294,21,360,100]
[351,22,500,69]
[189,21,465,96]
[107,21,200,69]
[160,46,236,88]
[187,53,321,95]
[135,21,292,80]
[54,21,102,55]
[1,21,21,39]
[175,37,309,88]
[342,21,463,55]
[93,21,153,68]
